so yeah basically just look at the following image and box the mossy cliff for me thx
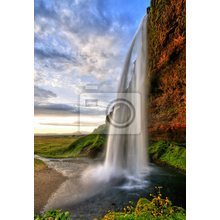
[149,141,186,171]
[147,0,186,143]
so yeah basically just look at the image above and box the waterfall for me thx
[82,15,149,183]
[104,14,148,179]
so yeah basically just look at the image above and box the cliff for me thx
[65,0,186,162]
[147,0,186,143]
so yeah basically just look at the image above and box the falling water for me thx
[104,14,148,179]
[82,15,149,184]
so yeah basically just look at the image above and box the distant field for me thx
[34,136,80,158]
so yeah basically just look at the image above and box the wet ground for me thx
[34,155,186,219]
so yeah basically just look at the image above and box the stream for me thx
[34,155,186,219]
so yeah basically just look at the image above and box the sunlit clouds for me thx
[34,0,150,134]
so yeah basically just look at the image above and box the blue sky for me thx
[34,0,150,134]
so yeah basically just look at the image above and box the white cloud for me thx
[34,0,147,122]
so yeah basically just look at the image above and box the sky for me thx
[34,0,150,135]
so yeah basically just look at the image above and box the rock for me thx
[147,0,186,143]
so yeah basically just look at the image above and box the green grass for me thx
[34,134,104,158]
[34,136,80,158]
[148,141,186,171]
[34,158,47,171]
[34,124,109,158]
[67,133,107,157]
[34,125,185,172]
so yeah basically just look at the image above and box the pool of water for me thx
[34,155,186,220]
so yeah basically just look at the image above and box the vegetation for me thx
[34,187,186,220]
[34,128,185,172]
[34,210,72,220]
[147,0,186,143]
[34,134,107,158]
[99,187,185,219]
[34,136,79,158]
[149,141,186,171]
[34,124,109,158]
[34,158,47,171]
[67,133,107,157]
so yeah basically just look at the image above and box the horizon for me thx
[34,0,150,134]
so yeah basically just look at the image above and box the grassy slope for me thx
[67,133,107,157]
[149,141,186,171]
[34,158,47,171]
[34,126,186,172]
[34,124,109,158]
[34,135,107,158]
[34,136,79,158]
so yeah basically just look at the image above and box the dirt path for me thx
[34,167,67,216]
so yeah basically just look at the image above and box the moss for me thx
[88,134,107,157]
[100,194,186,220]
[148,141,186,171]
[135,198,151,212]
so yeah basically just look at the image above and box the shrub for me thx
[34,210,72,220]
[100,186,186,220]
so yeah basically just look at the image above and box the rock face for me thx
[147,0,186,143]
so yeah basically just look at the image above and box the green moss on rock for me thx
[148,141,186,171]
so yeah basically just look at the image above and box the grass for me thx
[34,158,47,171]
[34,124,109,158]
[148,141,186,171]
[35,130,185,172]
[34,127,185,172]
[34,134,107,158]
[67,133,107,157]
[34,136,80,158]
